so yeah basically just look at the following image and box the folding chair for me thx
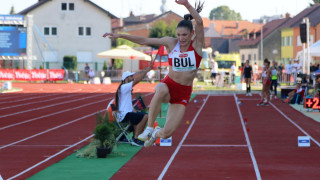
[107,100,133,144]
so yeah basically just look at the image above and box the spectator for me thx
[210,59,218,85]
[292,59,301,85]
[285,61,292,85]
[84,63,90,83]
[314,76,320,98]
[114,63,153,146]
[278,63,283,80]
[310,63,316,73]
[270,61,279,100]
[283,83,305,104]
[88,69,95,83]
[253,62,258,84]
[231,62,236,84]
[147,69,155,83]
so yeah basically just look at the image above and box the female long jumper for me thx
[103,0,204,147]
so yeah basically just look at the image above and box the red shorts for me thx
[160,76,192,106]
[263,78,271,86]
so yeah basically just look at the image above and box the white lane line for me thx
[0,92,105,119]
[7,135,93,180]
[0,89,85,110]
[182,144,248,147]
[270,102,320,147]
[0,145,72,147]
[158,95,209,180]
[237,98,261,101]
[209,94,233,96]
[0,97,111,130]
[234,94,261,180]
[0,110,104,150]
[0,93,61,105]
[0,93,153,149]
[0,93,39,101]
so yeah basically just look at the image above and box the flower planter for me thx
[96,147,112,158]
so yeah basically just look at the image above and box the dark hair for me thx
[114,81,124,111]
[264,58,270,66]
[177,1,204,32]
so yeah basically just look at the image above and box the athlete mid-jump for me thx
[103,0,204,147]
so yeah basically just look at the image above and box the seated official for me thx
[283,83,305,104]
[114,65,152,146]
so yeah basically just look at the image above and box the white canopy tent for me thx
[295,40,320,74]
[97,45,151,72]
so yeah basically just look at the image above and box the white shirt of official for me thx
[118,82,134,122]
[231,65,236,75]
[285,64,292,74]
[211,61,218,73]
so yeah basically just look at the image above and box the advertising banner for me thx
[49,69,64,81]
[0,69,14,80]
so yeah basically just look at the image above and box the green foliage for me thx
[310,0,320,6]
[149,20,177,38]
[114,59,123,69]
[209,6,242,20]
[103,60,108,70]
[94,113,118,148]
[39,64,44,69]
[116,33,139,48]
[149,20,177,48]
[63,56,77,70]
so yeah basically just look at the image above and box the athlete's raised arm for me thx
[102,33,176,50]
[176,0,204,49]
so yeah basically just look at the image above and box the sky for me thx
[0,0,313,21]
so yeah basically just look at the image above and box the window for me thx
[254,54,256,60]
[44,27,50,35]
[78,27,84,36]
[69,3,74,11]
[61,3,75,11]
[286,36,290,46]
[297,36,302,46]
[43,26,57,36]
[86,27,91,36]
[78,26,91,37]
[289,36,293,46]
[61,3,67,11]
[248,54,251,60]
[51,27,57,36]
[283,37,287,46]
[241,54,245,61]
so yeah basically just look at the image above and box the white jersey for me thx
[168,42,197,72]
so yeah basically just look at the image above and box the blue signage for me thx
[0,26,27,56]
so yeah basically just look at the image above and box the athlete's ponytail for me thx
[114,81,124,111]
[177,1,204,31]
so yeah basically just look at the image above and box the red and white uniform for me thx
[161,41,202,106]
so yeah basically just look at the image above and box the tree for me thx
[209,6,242,20]
[9,5,15,15]
[310,0,320,6]
[149,20,177,39]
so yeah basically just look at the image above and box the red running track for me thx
[111,94,320,180]
[0,83,156,180]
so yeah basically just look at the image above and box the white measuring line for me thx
[0,93,62,105]
[233,94,261,180]
[0,93,153,149]
[0,92,106,118]
[0,89,85,110]
[182,144,248,147]
[7,135,94,180]
[269,102,320,147]
[158,95,209,180]
[237,98,261,101]
[0,144,72,147]
[0,110,104,150]
[0,96,113,130]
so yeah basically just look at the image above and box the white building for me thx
[18,0,116,70]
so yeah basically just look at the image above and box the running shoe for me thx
[144,127,160,148]
[257,101,264,106]
[263,102,270,106]
[131,138,144,147]
[246,93,249,96]
[138,128,153,142]
[249,93,252,96]
[118,135,130,144]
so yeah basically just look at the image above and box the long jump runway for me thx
[112,94,320,180]
[0,83,155,180]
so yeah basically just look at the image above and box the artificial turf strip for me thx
[28,94,197,180]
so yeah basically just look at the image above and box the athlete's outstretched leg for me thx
[144,104,186,147]
[138,83,170,141]
[155,104,186,139]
